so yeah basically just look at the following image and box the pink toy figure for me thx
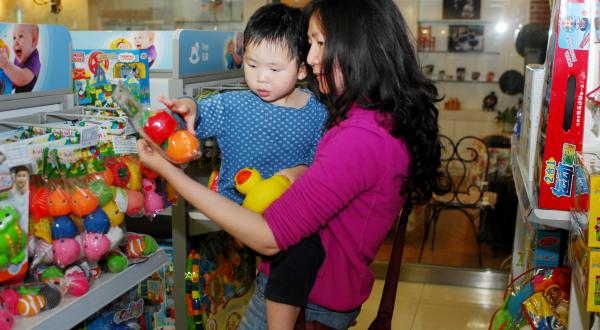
[0,309,14,330]
[82,232,110,263]
[125,189,144,217]
[52,237,81,268]
[107,225,124,250]
[0,289,19,315]
[142,178,163,215]
[65,266,89,297]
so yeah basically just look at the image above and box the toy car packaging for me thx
[113,83,201,165]
[72,49,150,107]
[537,0,592,210]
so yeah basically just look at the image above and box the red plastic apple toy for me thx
[143,111,177,145]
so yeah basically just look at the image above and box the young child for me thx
[133,31,156,68]
[0,24,40,93]
[156,4,327,328]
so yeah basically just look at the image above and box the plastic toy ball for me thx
[83,208,110,234]
[48,188,72,217]
[70,188,99,217]
[143,111,178,145]
[82,232,110,262]
[16,294,46,317]
[234,168,291,214]
[0,306,14,329]
[125,189,144,217]
[165,130,200,164]
[51,216,78,239]
[52,237,81,268]
[88,180,113,207]
[102,201,124,227]
[107,253,128,273]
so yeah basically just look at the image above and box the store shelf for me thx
[158,206,221,235]
[510,141,570,229]
[14,249,169,330]
[418,50,500,55]
[438,110,497,121]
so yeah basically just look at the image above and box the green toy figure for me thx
[0,205,26,269]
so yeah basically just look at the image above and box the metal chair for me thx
[418,135,491,267]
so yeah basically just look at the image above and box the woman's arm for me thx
[138,140,280,255]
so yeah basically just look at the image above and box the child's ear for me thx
[297,63,308,81]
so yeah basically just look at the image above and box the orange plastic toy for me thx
[70,188,99,217]
[48,188,72,217]
[165,130,200,164]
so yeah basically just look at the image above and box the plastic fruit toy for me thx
[52,237,81,268]
[124,159,142,191]
[30,187,50,221]
[50,216,78,239]
[83,208,110,234]
[82,232,110,262]
[165,130,200,164]
[88,180,113,207]
[48,188,72,216]
[125,189,144,217]
[141,163,159,180]
[106,159,130,187]
[111,187,129,213]
[70,188,99,217]
[102,201,124,227]
[234,168,290,214]
[0,205,27,269]
[143,111,178,145]
[143,178,163,215]
[99,169,114,186]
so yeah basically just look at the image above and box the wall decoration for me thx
[448,25,484,52]
[443,0,481,19]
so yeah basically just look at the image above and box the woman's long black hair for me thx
[304,0,445,202]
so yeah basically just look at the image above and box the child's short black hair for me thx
[243,3,305,64]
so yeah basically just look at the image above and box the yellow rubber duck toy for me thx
[235,168,290,214]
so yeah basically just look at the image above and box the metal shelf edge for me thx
[14,249,169,330]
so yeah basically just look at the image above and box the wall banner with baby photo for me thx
[0,23,71,97]
[175,30,243,78]
[71,31,174,72]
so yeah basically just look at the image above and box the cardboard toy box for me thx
[72,49,150,107]
[537,0,592,210]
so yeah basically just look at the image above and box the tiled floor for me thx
[353,280,504,329]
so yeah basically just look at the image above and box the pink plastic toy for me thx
[82,232,110,262]
[0,309,14,330]
[0,289,19,315]
[65,266,89,297]
[52,237,81,268]
[125,189,144,217]
[142,179,163,215]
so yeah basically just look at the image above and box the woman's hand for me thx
[158,96,198,133]
[136,139,176,176]
[274,165,308,184]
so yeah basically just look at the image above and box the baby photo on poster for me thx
[443,0,481,20]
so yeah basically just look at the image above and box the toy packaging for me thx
[113,83,201,165]
[588,250,600,311]
[518,64,545,184]
[72,49,150,107]
[537,0,592,210]
[533,228,564,268]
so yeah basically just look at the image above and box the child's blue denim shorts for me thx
[238,272,360,330]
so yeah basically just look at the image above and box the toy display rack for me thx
[0,92,169,330]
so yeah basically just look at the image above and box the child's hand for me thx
[274,165,308,184]
[0,49,9,69]
[137,139,174,176]
[158,96,197,133]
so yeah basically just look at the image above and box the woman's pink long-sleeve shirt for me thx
[262,105,411,311]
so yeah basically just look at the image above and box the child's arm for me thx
[137,139,281,256]
[0,51,34,87]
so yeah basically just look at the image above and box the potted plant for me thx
[496,106,518,133]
